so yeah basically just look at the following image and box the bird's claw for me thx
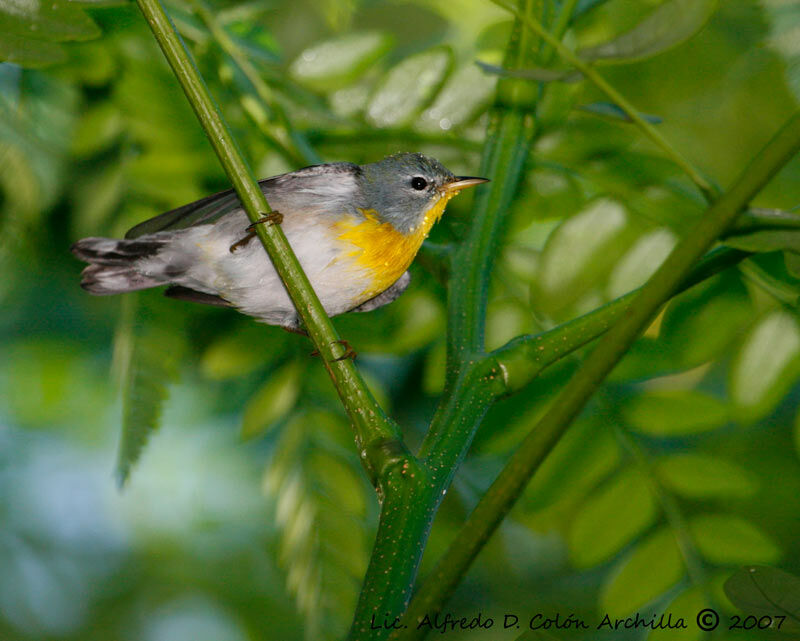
[229,211,284,253]
[247,211,283,232]
[229,232,256,253]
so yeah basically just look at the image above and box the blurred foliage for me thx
[1,0,800,640]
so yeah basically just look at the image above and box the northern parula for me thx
[72,152,487,329]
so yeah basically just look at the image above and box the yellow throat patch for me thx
[335,193,455,299]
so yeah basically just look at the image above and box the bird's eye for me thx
[411,176,428,191]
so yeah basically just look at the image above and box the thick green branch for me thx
[418,0,539,481]
[395,112,800,634]
[348,1,539,636]
[134,0,403,482]
[490,0,717,202]
[443,0,539,375]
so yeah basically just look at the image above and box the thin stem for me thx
[489,247,749,395]
[490,0,717,203]
[610,420,710,594]
[395,112,800,635]
[134,0,403,483]
[189,0,319,166]
[540,0,580,65]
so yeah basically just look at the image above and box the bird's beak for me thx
[442,176,490,194]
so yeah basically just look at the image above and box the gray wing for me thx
[164,285,232,308]
[125,188,241,238]
[125,162,361,239]
[350,272,411,313]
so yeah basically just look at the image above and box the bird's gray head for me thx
[358,153,487,233]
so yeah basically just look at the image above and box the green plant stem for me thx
[540,0,580,65]
[489,246,749,394]
[419,0,540,476]
[348,2,540,636]
[189,0,318,166]
[611,420,711,597]
[134,0,403,483]
[490,0,717,203]
[444,1,539,373]
[348,462,434,640]
[394,111,800,634]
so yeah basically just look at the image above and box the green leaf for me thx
[622,390,729,436]
[0,0,100,40]
[725,230,800,253]
[568,468,658,568]
[690,514,781,565]
[309,451,367,518]
[577,102,663,124]
[388,289,445,354]
[116,325,183,487]
[0,32,66,67]
[601,528,684,617]
[289,31,393,92]
[534,197,631,315]
[785,251,800,279]
[656,454,758,500]
[475,60,582,83]
[578,0,718,63]
[71,102,123,156]
[0,69,77,216]
[0,0,102,68]
[241,361,302,440]
[724,566,800,632]
[740,257,800,307]
[730,310,800,422]
[526,418,620,511]
[71,162,126,236]
[366,46,452,127]
[200,324,288,381]
[761,0,800,101]
[648,585,709,641]
[607,228,677,299]
[658,273,753,369]
[574,0,614,20]
[264,411,370,637]
[795,406,800,459]
[416,62,497,132]
[726,208,800,254]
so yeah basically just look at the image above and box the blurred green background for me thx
[2,0,800,639]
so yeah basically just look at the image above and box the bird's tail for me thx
[71,237,166,295]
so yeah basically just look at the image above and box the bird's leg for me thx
[229,211,284,253]
[281,324,309,337]
[229,232,256,253]
[310,340,356,361]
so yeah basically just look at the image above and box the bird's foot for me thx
[229,211,284,253]
[310,340,356,361]
[229,232,256,253]
[247,210,283,232]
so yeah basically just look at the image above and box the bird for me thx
[71,152,488,331]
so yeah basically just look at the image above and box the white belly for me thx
[148,211,373,327]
